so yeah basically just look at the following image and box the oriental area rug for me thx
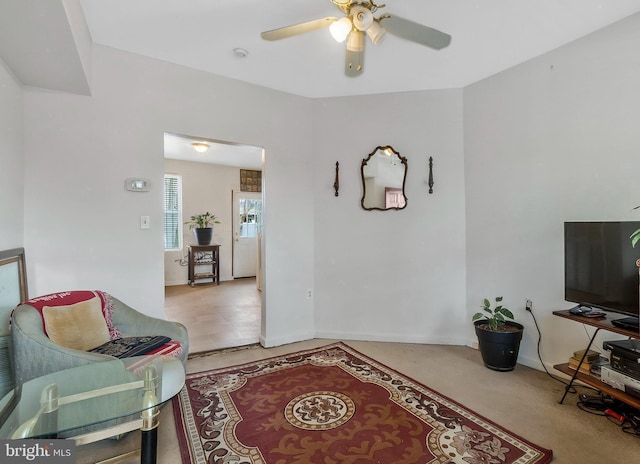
[172,343,553,464]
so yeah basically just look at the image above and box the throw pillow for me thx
[42,297,111,351]
[89,336,172,358]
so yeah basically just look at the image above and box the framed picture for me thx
[0,247,27,401]
[240,169,262,192]
[0,247,27,336]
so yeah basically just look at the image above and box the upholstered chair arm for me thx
[11,305,115,384]
[110,297,189,365]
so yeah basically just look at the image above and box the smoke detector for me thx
[233,48,249,58]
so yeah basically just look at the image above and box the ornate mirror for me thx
[361,146,407,211]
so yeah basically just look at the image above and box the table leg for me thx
[140,364,160,464]
[39,383,59,439]
[559,327,601,404]
[140,417,158,464]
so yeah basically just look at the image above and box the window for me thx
[238,198,263,238]
[164,174,182,250]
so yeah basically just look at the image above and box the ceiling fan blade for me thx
[381,15,451,50]
[261,17,338,41]
[345,30,365,77]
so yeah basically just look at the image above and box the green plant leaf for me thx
[474,296,516,329]
[631,228,640,248]
[499,308,515,320]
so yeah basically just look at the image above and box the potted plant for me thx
[472,296,524,371]
[185,212,220,245]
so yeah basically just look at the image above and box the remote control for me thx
[570,306,592,315]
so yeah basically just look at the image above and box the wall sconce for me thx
[192,142,210,153]
[428,156,434,194]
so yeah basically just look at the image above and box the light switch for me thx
[140,216,150,229]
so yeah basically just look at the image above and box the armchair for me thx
[11,290,188,385]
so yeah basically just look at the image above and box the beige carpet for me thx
[76,340,640,463]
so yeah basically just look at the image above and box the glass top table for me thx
[0,355,185,464]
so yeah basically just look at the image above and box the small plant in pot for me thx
[472,297,524,372]
[185,212,220,245]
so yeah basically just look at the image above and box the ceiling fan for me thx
[260,0,451,77]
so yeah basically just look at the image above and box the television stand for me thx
[552,310,640,410]
[611,316,639,331]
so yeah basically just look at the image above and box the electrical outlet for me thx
[307,289,313,299]
[526,299,533,312]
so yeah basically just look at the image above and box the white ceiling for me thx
[5,1,640,166]
[80,0,640,99]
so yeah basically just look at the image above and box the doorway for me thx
[233,191,263,278]
[163,133,264,354]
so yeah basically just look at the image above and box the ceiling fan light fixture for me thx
[329,16,352,42]
[192,142,210,153]
[366,21,386,45]
[347,30,365,52]
[351,6,373,31]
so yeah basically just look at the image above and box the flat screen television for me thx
[564,221,640,329]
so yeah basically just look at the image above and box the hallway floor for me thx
[164,278,261,353]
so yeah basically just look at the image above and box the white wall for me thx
[0,57,23,251]
[164,158,249,285]
[312,90,468,344]
[22,45,315,347]
[16,11,640,360]
[464,13,640,369]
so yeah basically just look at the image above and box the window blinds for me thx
[164,174,182,250]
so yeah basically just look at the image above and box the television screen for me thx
[564,221,640,318]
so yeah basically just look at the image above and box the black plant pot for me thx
[474,320,524,371]
[193,228,213,245]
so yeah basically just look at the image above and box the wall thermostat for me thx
[125,178,150,192]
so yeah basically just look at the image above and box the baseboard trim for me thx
[260,331,315,348]
[314,330,467,346]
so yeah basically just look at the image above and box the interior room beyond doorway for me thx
[163,133,264,354]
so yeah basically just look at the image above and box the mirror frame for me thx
[0,247,27,421]
[360,145,408,211]
[0,248,28,304]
